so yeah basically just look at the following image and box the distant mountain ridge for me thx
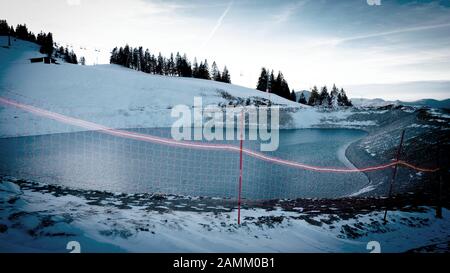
[351,98,450,109]
[294,90,311,102]
[294,91,449,109]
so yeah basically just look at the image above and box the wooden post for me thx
[383,129,405,223]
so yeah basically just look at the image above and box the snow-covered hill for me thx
[0,37,311,137]
[2,37,407,138]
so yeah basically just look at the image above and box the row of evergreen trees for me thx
[0,20,53,56]
[0,19,82,64]
[256,67,352,107]
[256,68,292,101]
[110,45,231,83]
[56,46,78,64]
[302,84,352,107]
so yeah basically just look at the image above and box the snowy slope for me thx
[0,37,314,137]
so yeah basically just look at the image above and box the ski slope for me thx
[0,37,316,137]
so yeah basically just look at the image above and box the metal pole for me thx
[436,130,443,218]
[383,129,405,223]
[237,109,244,225]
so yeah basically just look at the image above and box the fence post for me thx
[383,129,405,223]
[237,109,244,225]
[436,132,443,218]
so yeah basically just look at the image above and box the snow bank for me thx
[1,179,449,253]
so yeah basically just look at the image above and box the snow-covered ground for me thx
[1,37,449,253]
[1,178,449,253]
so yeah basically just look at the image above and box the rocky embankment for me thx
[345,106,449,197]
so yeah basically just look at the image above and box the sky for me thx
[1,0,450,100]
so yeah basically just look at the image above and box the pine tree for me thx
[138,46,144,71]
[179,54,192,77]
[57,46,65,58]
[9,26,15,37]
[64,47,70,63]
[192,58,199,78]
[167,53,175,76]
[308,86,320,106]
[290,90,297,102]
[221,66,231,83]
[0,20,8,36]
[156,52,164,75]
[35,32,53,56]
[271,72,281,96]
[79,56,86,65]
[272,71,290,99]
[143,49,151,73]
[256,68,268,91]
[211,61,221,81]
[150,54,156,73]
[298,92,307,104]
[44,33,53,55]
[330,84,339,108]
[132,47,140,70]
[175,52,182,76]
[196,59,210,80]
[163,56,169,75]
[63,47,78,64]
[281,78,291,100]
[110,47,118,64]
[123,45,131,68]
[319,86,330,106]
[15,24,29,40]
[201,59,210,79]
[269,70,275,94]
[338,88,352,107]
[71,50,78,64]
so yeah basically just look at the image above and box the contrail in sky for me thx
[332,22,450,46]
[201,1,233,49]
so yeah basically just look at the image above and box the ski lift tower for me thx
[94,48,100,66]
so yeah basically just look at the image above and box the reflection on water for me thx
[0,128,368,199]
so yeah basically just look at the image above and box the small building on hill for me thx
[29,56,58,64]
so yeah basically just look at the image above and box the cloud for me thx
[67,0,81,6]
[334,22,450,46]
[272,0,308,25]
